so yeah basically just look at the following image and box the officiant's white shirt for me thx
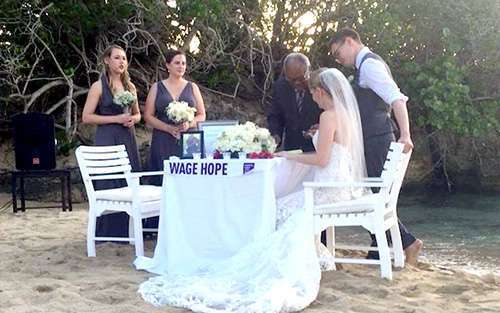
[355,47,408,106]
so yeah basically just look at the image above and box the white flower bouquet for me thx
[113,90,136,110]
[165,100,197,124]
[215,121,277,155]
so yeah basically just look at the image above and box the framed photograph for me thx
[197,120,238,155]
[180,130,204,159]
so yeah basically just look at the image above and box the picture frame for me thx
[180,130,205,159]
[197,120,239,156]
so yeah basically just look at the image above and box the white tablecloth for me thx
[135,158,286,275]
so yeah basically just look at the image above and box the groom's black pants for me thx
[365,133,416,258]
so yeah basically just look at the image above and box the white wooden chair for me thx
[303,142,412,279]
[75,145,163,257]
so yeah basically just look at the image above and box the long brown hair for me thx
[100,45,133,94]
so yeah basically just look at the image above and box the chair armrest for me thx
[88,174,127,181]
[362,178,384,182]
[303,180,388,188]
[88,171,163,182]
[128,171,164,179]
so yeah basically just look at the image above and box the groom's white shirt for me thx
[355,46,408,106]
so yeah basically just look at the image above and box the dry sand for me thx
[1,193,499,313]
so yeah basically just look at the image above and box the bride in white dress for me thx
[136,68,367,313]
[275,67,367,271]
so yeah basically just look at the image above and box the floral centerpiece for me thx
[113,90,136,113]
[214,121,276,158]
[165,100,197,124]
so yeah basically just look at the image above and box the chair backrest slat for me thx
[76,145,132,199]
[380,146,402,180]
[82,151,129,160]
[387,145,412,210]
[377,143,406,201]
[77,145,126,153]
[86,164,132,175]
[375,143,411,207]
[83,158,130,168]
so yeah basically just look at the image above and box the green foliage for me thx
[55,130,80,156]
[376,0,500,138]
[402,55,499,137]
[177,0,224,21]
[207,67,238,90]
[48,1,136,32]
[328,0,500,139]
[1,0,498,140]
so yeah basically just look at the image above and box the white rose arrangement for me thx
[113,90,136,109]
[165,100,197,124]
[215,121,277,154]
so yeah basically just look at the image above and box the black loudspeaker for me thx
[12,112,56,170]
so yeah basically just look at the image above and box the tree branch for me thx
[22,80,65,112]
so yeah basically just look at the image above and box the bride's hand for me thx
[274,151,288,158]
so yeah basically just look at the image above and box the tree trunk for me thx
[425,125,451,191]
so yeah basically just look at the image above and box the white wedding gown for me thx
[137,133,358,313]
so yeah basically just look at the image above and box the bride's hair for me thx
[308,68,329,93]
[309,68,367,181]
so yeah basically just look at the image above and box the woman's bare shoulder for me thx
[89,80,103,94]
[320,109,336,120]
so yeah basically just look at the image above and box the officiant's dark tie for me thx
[295,89,305,113]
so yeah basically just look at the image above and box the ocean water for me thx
[335,191,500,274]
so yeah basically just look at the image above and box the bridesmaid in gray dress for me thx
[82,45,141,238]
[144,50,206,186]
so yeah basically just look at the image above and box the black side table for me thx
[11,169,72,213]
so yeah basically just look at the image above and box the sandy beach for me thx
[1,193,499,313]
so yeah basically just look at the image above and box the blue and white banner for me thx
[164,159,276,177]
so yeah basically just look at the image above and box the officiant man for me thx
[329,27,422,264]
[267,53,321,152]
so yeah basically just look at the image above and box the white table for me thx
[135,158,291,275]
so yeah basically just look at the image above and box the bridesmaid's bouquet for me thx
[215,121,277,156]
[113,90,136,112]
[165,100,197,124]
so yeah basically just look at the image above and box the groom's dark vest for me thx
[352,53,398,139]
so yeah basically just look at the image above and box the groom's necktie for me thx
[295,89,305,113]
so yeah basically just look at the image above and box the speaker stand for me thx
[11,169,72,213]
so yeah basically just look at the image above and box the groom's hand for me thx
[398,135,414,153]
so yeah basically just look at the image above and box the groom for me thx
[329,28,423,264]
